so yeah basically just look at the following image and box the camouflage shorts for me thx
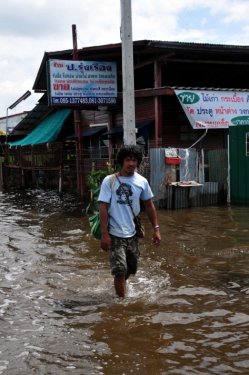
[109,235,140,276]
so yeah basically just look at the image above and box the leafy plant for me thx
[84,163,115,215]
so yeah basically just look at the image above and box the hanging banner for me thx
[175,90,249,129]
[47,59,117,107]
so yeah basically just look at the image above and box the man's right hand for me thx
[100,232,111,251]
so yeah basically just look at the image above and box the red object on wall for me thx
[165,156,181,165]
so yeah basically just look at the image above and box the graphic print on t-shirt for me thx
[116,183,133,205]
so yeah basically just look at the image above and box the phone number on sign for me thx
[52,97,117,105]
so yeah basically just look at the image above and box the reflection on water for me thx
[0,189,249,374]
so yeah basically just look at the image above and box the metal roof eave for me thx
[33,39,249,93]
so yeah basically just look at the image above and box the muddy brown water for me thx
[0,190,249,375]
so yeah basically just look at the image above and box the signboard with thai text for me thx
[48,59,117,107]
[175,90,249,129]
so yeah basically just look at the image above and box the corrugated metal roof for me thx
[146,39,249,52]
[170,86,249,92]
[135,85,249,94]
[67,126,107,140]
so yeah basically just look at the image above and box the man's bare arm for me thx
[99,202,111,251]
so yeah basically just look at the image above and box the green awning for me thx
[9,109,71,147]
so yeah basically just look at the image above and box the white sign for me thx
[165,148,178,157]
[48,59,117,107]
[175,90,249,129]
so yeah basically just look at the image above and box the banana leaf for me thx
[88,211,101,240]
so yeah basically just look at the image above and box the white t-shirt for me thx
[98,172,153,238]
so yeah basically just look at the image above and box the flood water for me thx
[0,189,249,375]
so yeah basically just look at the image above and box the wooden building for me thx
[2,40,249,205]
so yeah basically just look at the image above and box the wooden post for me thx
[21,169,25,188]
[154,60,162,148]
[72,24,85,198]
[59,167,62,195]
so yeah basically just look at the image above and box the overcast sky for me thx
[1,0,249,118]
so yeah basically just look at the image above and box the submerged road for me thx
[0,190,249,374]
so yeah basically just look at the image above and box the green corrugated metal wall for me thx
[229,125,249,204]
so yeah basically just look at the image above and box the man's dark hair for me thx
[116,145,143,167]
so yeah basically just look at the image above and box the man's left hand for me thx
[152,231,161,246]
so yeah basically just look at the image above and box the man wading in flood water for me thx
[98,145,161,298]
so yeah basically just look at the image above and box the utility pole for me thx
[120,0,136,145]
